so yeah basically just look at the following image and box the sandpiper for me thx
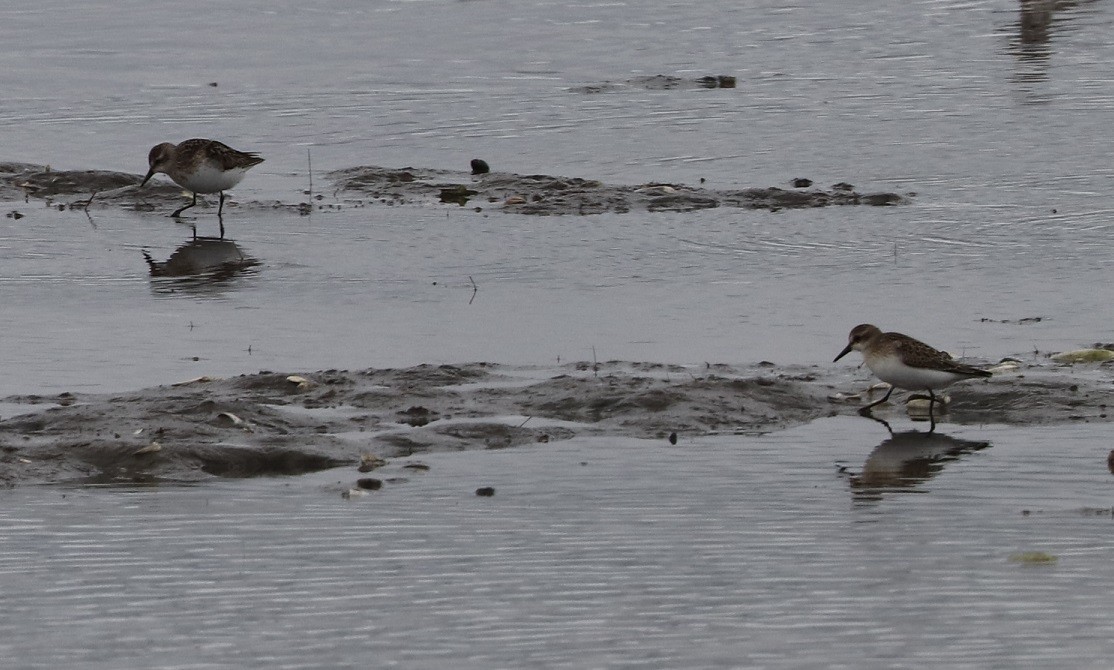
[834,324,991,425]
[140,139,263,219]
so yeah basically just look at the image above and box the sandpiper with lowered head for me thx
[834,324,991,425]
[140,139,263,220]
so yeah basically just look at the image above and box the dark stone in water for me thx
[470,159,490,175]
[357,477,383,490]
[475,486,495,497]
[398,406,437,427]
[696,75,737,88]
[792,178,813,188]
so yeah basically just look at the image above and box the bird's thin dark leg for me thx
[864,412,894,435]
[927,390,937,432]
[218,191,226,217]
[858,385,895,416]
[218,213,225,239]
[171,192,197,218]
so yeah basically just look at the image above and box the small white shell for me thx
[635,185,676,195]
[216,411,244,426]
[987,361,1020,374]
[133,441,162,456]
[286,375,314,389]
[172,375,220,386]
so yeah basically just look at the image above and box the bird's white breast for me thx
[174,163,249,194]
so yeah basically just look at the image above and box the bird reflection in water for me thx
[143,236,259,295]
[1007,0,1098,85]
[845,429,991,501]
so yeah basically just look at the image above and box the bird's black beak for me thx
[833,343,854,362]
[139,168,155,188]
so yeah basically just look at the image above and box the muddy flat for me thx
[2,357,1110,487]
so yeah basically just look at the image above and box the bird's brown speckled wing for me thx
[892,334,991,377]
[180,139,264,171]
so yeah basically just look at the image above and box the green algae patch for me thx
[1008,551,1058,565]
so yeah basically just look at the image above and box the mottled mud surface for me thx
[1,358,1111,487]
[329,165,908,215]
[0,161,907,217]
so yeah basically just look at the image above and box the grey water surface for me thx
[2,0,1114,667]
[4,420,1114,668]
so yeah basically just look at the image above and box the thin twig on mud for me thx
[468,275,478,304]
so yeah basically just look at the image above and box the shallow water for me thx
[1,0,1114,396]
[3,0,1114,665]
[4,419,1114,668]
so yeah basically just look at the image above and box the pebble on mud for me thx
[470,159,490,175]
[356,478,382,490]
[358,454,386,473]
[906,394,949,418]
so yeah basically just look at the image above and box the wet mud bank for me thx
[0,162,303,215]
[0,161,907,217]
[329,165,909,215]
[0,358,1111,488]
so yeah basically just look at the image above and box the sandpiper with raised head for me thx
[140,139,263,220]
[834,324,991,425]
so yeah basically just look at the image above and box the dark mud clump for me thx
[570,74,736,93]
[329,165,909,215]
[1,357,1112,488]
